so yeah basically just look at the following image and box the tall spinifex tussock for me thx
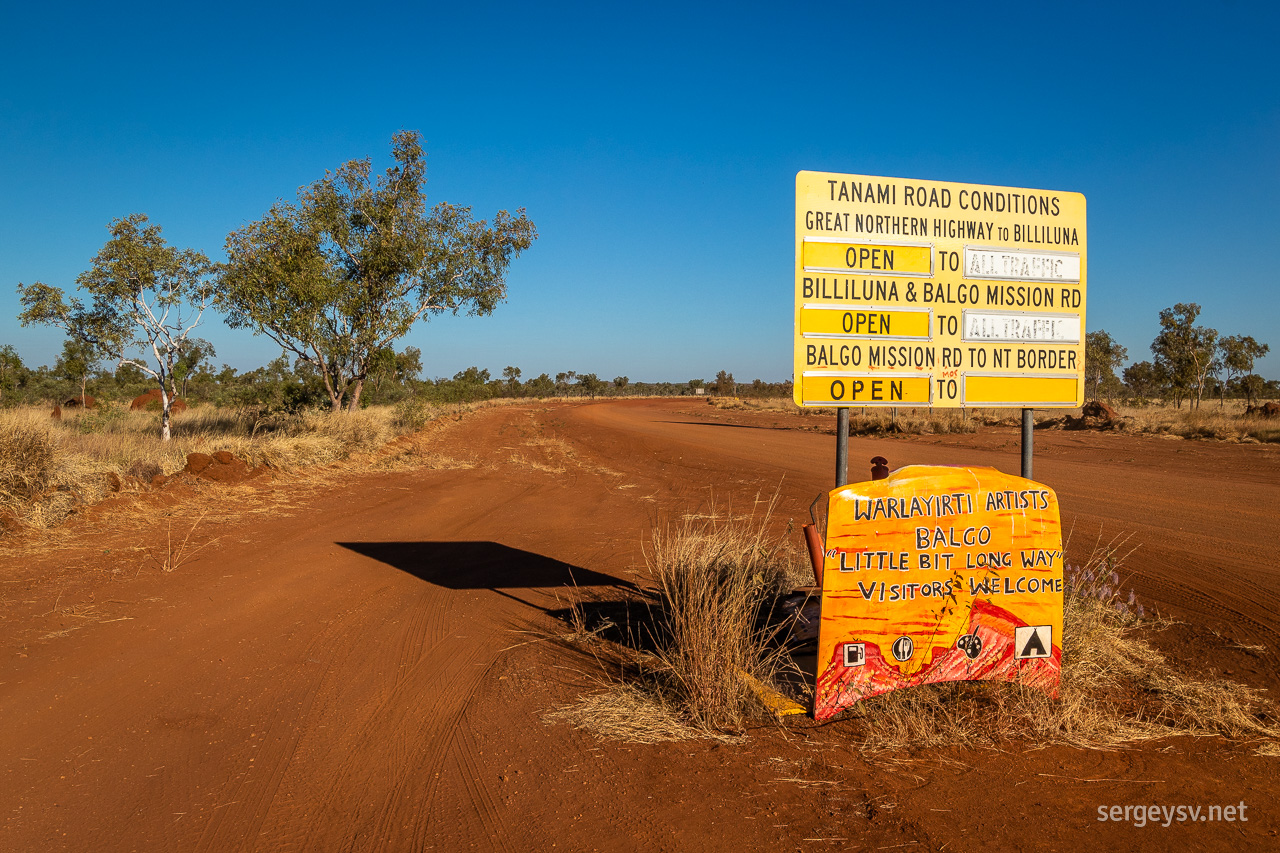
[646,503,797,730]
[0,419,56,502]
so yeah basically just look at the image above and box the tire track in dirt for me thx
[242,585,476,850]
[189,583,422,852]
[433,700,513,853]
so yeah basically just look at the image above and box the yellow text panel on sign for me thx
[963,374,1080,407]
[801,374,931,406]
[800,306,931,339]
[802,241,932,275]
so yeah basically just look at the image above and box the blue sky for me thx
[2,0,1277,382]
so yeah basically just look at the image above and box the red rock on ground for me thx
[64,395,96,409]
[181,451,255,484]
[1065,399,1119,430]
[184,453,214,475]
[1083,399,1117,420]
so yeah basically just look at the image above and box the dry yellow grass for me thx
[711,396,1280,442]
[551,500,812,741]
[1107,402,1280,442]
[544,685,732,744]
[0,400,493,533]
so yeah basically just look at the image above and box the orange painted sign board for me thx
[815,465,1063,721]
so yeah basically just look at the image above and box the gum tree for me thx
[18,214,214,439]
[1084,330,1128,401]
[1151,303,1218,409]
[1220,334,1270,408]
[0,345,25,403]
[217,131,537,412]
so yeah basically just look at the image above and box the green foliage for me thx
[502,365,523,397]
[555,371,576,396]
[576,372,605,399]
[218,130,537,412]
[172,337,216,398]
[525,373,554,397]
[0,345,27,405]
[421,366,494,403]
[1151,303,1218,409]
[1220,335,1270,407]
[393,396,440,430]
[1084,330,1127,401]
[76,400,126,434]
[1123,360,1167,405]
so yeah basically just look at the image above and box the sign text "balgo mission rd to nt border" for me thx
[793,171,1087,408]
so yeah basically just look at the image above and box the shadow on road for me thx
[337,540,636,593]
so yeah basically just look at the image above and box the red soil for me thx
[2,399,1278,850]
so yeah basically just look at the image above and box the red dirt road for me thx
[2,399,1279,851]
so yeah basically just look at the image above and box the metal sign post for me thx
[835,407,849,486]
[1022,407,1034,479]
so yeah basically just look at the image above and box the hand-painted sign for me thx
[814,465,1063,721]
[794,172,1087,408]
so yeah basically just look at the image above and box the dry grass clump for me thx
[550,502,807,740]
[555,523,1280,752]
[707,397,792,412]
[842,547,1280,752]
[544,684,724,744]
[0,418,57,501]
[711,396,1280,442]
[712,397,979,435]
[0,414,117,529]
[646,503,801,730]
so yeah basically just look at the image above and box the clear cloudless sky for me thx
[2,0,1277,383]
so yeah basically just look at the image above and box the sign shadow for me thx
[337,540,636,596]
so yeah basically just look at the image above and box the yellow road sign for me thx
[794,172,1087,408]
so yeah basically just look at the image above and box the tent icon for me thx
[1014,625,1052,660]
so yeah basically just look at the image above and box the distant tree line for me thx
[1087,303,1274,408]
[0,342,791,410]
